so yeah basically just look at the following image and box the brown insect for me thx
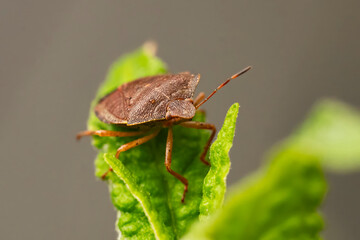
[77,66,251,203]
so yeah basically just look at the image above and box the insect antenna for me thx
[195,66,252,109]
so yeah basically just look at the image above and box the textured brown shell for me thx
[94,72,200,126]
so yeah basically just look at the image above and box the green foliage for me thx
[85,43,360,240]
[287,99,360,172]
[184,99,360,240]
[199,103,239,220]
[183,150,326,240]
[88,44,168,239]
[87,44,239,239]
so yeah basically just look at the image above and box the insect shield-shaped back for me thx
[95,72,200,126]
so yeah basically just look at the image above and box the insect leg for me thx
[193,92,205,106]
[101,168,113,179]
[100,129,161,180]
[115,129,160,158]
[179,122,216,166]
[76,130,147,140]
[165,126,189,203]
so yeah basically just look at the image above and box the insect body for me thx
[77,66,251,203]
[95,72,200,126]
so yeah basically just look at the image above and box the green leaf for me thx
[183,149,326,240]
[184,99,360,239]
[287,99,360,172]
[87,43,240,239]
[89,43,168,239]
[199,103,239,220]
[97,153,155,239]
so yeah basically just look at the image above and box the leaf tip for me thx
[143,41,158,56]
[230,102,240,114]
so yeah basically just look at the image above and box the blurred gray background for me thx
[1,1,359,239]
